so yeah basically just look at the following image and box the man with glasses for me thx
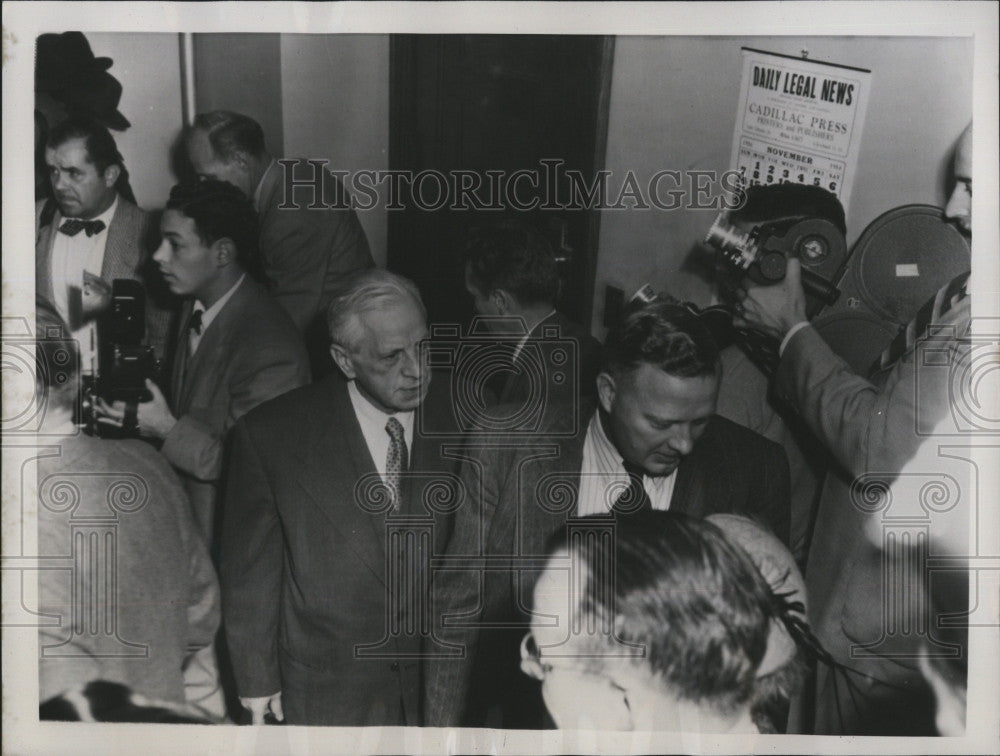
[520,512,779,732]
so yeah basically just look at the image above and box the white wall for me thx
[85,33,184,211]
[280,34,390,267]
[594,36,974,335]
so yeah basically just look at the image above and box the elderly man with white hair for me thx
[220,268,464,726]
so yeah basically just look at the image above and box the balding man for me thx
[185,110,373,374]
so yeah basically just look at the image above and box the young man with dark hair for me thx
[96,178,309,719]
[96,179,309,541]
[464,219,601,405]
[426,299,791,728]
[37,114,174,372]
[185,110,373,374]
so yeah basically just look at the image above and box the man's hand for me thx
[81,271,113,320]
[734,257,809,341]
[240,692,283,725]
[95,379,177,439]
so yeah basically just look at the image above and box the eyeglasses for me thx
[520,631,635,726]
[520,632,629,689]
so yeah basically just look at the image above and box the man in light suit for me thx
[185,110,374,376]
[36,115,175,372]
[737,124,974,735]
[97,178,309,540]
[221,269,464,726]
[425,300,791,727]
[97,178,309,720]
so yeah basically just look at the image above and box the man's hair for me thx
[45,114,136,205]
[190,110,267,162]
[602,301,720,379]
[165,179,268,284]
[464,219,559,306]
[548,511,775,717]
[326,269,426,350]
[729,183,846,236]
[35,296,80,412]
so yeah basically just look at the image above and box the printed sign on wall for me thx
[731,47,872,214]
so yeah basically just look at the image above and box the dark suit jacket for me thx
[424,405,790,726]
[494,310,602,407]
[161,277,309,538]
[35,197,176,370]
[220,374,464,726]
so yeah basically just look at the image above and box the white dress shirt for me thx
[576,411,676,516]
[50,197,119,373]
[347,380,415,480]
[188,274,246,356]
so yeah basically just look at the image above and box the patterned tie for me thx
[59,219,107,237]
[612,460,653,515]
[869,271,970,378]
[385,417,409,512]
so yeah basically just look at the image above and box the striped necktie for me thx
[869,271,970,378]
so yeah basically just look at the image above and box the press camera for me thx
[79,279,159,437]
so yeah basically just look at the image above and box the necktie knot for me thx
[188,309,205,335]
[59,219,106,238]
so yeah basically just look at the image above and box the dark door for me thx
[388,34,614,328]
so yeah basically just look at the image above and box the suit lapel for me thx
[294,379,388,584]
[101,201,138,283]
[672,416,729,517]
[170,302,194,408]
[35,205,60,305]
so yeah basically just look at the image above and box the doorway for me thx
[388,34,614,329]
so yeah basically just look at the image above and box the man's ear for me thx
[213,238,236,268]
[596,372,616,414]
[101,163,121,189]
[490,288,510,317]
[329,342,356,380]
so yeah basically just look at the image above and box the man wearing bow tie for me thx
[36,115,174,375]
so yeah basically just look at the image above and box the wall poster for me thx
[732,47,872,213]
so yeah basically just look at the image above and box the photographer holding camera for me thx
[733,125,973,735]
[95,179,309,541]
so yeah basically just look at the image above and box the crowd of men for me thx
[33,77,974,735]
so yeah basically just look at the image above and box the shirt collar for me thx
[193,274,246,334]
[64,194,118,227]
[347,379,415,432]
[252,159,278,212]
[588,409,628,476]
